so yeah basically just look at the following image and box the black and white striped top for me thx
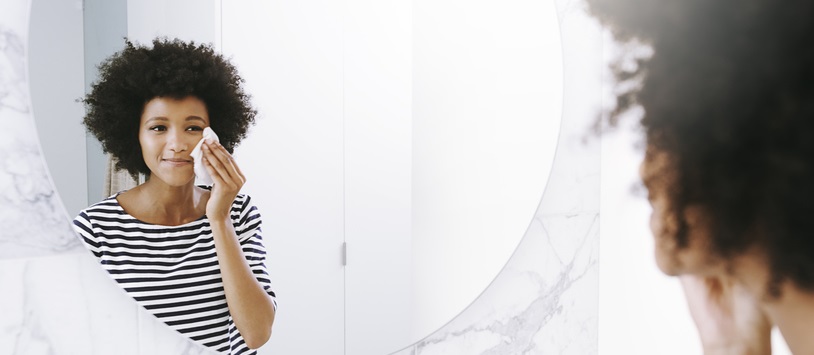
[72,190,277,355]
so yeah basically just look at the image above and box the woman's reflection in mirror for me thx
[73,38,275,354]
[589,0,814,353]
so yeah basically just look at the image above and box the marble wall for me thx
[0,0,601,354]
[0,0,79,260]
[0,254,213,354]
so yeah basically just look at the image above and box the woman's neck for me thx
[129,178,208,225]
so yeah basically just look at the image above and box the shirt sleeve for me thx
[235,195,278,310]
[72,211,103,258]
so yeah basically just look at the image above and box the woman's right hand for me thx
[680,275,773,354]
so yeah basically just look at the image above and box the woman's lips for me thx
[162,158,192,166]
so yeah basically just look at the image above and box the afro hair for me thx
[588,0,814,295]
[82,38,256,177]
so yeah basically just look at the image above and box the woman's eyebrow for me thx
[186,116,207,123]
[144,116,169,124]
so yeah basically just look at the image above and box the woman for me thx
[588,0,814,353]
[72,38,276,354]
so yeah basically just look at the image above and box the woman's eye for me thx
[186,126,204,132]
[149,125,167,132]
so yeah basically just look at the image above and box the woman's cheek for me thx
[649,197,684,275]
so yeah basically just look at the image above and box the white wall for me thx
[28,0,86,218]
[126,0,217,44]
[82,0,127,206]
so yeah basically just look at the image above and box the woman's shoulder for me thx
[75,194,123,220]
[234,193,253,208]
[72,194,127,240]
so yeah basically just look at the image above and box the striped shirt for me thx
[72,190,277,355]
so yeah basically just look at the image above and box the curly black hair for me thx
[587,0,814,296]
[82,38,256,177]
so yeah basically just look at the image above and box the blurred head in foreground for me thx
[588,0,814,296]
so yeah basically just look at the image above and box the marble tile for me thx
[0,252,214,355]
[391,212,599,355]
[0,254,141,354]
[0,0,82,259]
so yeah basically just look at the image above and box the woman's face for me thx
[139,96,210,187]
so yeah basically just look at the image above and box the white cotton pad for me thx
[191,127,220,186]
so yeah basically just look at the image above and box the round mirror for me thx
[29,0,562,353]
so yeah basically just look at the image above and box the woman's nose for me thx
[166,130,189,152]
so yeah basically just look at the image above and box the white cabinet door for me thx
[343,0,414,354]
[220,2,346,354]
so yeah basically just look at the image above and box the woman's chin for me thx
[654,249,684,276]
[654,246,725,278]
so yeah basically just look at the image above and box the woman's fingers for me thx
[201,147,226,186]
[203,142,245,186]
[215,143,244,183]
[201,142,247,220]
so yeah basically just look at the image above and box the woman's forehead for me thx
[141,96,209,123]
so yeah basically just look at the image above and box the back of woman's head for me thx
[588,0,814,295]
